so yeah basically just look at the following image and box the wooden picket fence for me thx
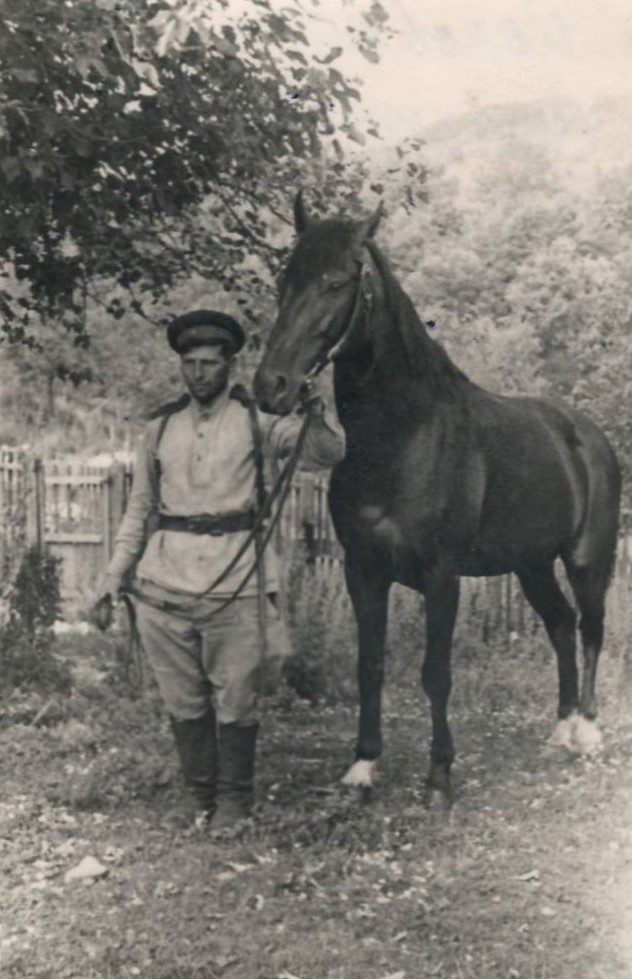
[1,447,631,633]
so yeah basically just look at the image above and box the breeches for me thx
[135,595,291,725]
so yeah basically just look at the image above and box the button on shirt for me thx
[105,388,345,602]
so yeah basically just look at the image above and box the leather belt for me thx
[157,511,256,536]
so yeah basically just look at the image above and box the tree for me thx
[0,0,389,344]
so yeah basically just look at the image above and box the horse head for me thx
[254,192,383,415]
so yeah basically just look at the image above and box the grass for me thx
[1,568,632,979]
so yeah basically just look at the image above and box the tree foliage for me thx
[386,144,632,491]
[0,0,388,342]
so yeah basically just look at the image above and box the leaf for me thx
[515,869,540,882]
[11,68,38,84]
[132,59,160,90]
[64,856,109,883]
[315,46,343,65]
[154,18,177,57]
[345,123,366,146]
[213,36,239,58]
[286,49,308,65]
[359,44,380,65]
[1,157,21,183]
[25,160,45,181]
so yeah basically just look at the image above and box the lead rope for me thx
[247,397,269,667]
[111,410,312,694]
[125,409,313,619]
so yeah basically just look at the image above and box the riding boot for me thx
[170,710,217,827]
[210,722,258,833]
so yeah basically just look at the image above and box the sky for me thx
[309,0,632,141]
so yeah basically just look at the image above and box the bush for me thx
[0,620,72,697]
[10,545,62,635]
[0,546,70,697]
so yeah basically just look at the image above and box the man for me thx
[96,310,344,832]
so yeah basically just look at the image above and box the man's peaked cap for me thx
[167,310,246,355]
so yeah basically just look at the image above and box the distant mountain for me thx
[419,96,632,186]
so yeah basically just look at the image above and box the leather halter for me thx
[305,257,374,382]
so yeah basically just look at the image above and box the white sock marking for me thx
[548,717,575,750]
[341,759,376,788]
[548,712,603,754]
[570,714,603,755]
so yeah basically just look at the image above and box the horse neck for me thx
[334,245,468,429]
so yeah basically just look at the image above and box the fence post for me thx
[25,454,46,554]
[106,462,126,562]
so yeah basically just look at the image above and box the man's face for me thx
[180,344,231,405]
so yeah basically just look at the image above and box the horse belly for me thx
[475,471,579,566]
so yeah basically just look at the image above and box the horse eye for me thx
[324,275,349,291]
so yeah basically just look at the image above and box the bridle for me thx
[304,256,374,384]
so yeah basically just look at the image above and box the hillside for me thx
[419,96,632,189]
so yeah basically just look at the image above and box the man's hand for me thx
[298,378,326,417]
[89,575,124,631]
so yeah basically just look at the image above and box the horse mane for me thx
[365,240,470,396]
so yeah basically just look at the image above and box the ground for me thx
[1,627,632,979]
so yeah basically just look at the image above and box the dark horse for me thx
[254,194,621,804]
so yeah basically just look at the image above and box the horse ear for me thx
[357,201,384,241]
[293,190,310,234]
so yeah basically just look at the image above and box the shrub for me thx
[10,545,62,635]
[0,546,70,697]
[0,619,72,697]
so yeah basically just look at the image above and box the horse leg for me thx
[517,562,579,748]
[341,556,390,791]
[422,572,459,807]
[562,559,611,753]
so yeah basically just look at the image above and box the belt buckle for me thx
[187,514,225,536]
[186,515,209,534]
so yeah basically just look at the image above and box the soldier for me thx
[95,310,344,832]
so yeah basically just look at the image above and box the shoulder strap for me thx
[230,384,266,512]
[148,393,191,500]
[149,392,191,421]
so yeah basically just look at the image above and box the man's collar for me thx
[188,384,231,423]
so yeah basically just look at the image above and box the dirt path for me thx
[2,664,632,979]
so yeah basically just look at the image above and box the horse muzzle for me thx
[253,363,302,415]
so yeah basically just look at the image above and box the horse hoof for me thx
[422,783,453,812]
[341,759,376,789]
[548,713,603,755]
[571,715,603,755]
[547,717,575,750]
[422,770,454,811]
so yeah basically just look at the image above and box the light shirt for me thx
[105,388,345,602]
